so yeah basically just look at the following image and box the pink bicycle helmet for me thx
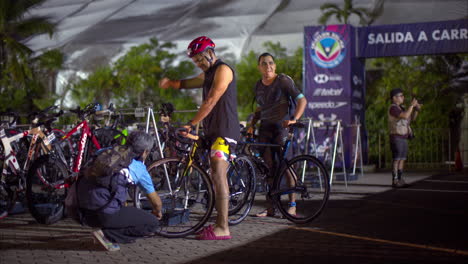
[187,36,215,57]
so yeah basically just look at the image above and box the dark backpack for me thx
[65,145,136,223]
[82,145,135,190]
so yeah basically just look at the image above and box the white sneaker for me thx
[92,229,120,251]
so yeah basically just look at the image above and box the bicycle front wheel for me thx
[26,154,69,225]
[272,155,330,224]
[134,157,215,238]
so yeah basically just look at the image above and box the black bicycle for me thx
[132,127,256,237]
[239,123,330,224]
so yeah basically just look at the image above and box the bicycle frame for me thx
[241,125,312,193]
[62,119,101,173]
[0,128,30,181]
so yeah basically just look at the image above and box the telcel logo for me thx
[313,88,343,96]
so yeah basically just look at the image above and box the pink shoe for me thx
[196,225,232,240]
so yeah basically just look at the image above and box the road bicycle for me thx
[239,123,330,224]
[133,127,255,237]
[26,103,118,224]
[0,107,71,221]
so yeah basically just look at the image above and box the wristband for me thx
[187,120,195,129]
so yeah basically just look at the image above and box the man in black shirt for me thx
[248,52,307,217]
[159,36,239,240]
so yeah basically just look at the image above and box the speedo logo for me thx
[313,88,343,96]
[308,101,348,109]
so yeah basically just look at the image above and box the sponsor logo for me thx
[352,103,363,110]
[318,113,337,121]
[310,31,346,68]
[313,88,343,96]
[314,74,329,84]
[353,75,363,86]
[313,74,342,84]
[308,101,347,109]
[317,113,338,126]
[352,89,362,98]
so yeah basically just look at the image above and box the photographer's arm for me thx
[399,98,419,120]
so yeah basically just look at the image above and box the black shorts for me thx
[258,122,293,178]
[390,137,408,161]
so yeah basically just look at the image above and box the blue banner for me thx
[358,19,468,58]
[304,25,366,168]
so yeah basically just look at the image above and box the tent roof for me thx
[24,0,468,70]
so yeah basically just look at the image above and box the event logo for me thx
[310,31,346,68]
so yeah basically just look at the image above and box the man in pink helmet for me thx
[159,36,239,240]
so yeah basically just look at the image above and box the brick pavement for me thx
[1,171,468,264]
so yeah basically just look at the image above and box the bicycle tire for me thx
[26,154,69,225]
[0,170,15,219]
[52,129,74,168]
[133,157,215,238]
[227,155,256,226]
[272,155,330,224]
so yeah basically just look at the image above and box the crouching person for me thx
[78,131,162,251]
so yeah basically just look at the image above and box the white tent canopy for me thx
[25,0,468,71]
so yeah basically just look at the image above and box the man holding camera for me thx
[388,88,422,188]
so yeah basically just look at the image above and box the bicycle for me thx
[0,107,71,220]
[133,127,256,237]
[26,103,114,224]
[238,123,330,224]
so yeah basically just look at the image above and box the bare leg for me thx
[210,157,230,236]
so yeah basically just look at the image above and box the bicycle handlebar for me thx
[175,127,199,142]
[0,111,19,128]
[69,103,98,120]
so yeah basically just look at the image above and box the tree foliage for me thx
[319,0,384,26]
[0,0,57,112]
[70,38,197,121]
[365,55,465,164]
[235,41,303,120]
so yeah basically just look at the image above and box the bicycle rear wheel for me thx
[227,155,256,226]
[26,154,69,225]
[272,155,330,224]
[0,172,15,219]
[134,157,214,238]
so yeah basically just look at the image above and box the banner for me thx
[358,19,468,58]
[304,25,366,168]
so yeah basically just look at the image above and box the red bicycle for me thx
[26,103,107,224]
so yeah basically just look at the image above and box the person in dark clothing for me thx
[247,52,307,217]
[159,36,239,240]
[78,131,163,251]
[388,88,422,188]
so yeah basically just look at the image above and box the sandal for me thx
[255,208,275,217]
[196,225,232,240]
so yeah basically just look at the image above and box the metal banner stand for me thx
[302,118,347,188]
[144,106,165,160]
[350,120,364,179]
[329,121,347,188]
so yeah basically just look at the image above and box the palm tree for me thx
[318,0,384,26]
[0,0,56,111]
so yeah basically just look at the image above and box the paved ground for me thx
[1,170,467,264]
